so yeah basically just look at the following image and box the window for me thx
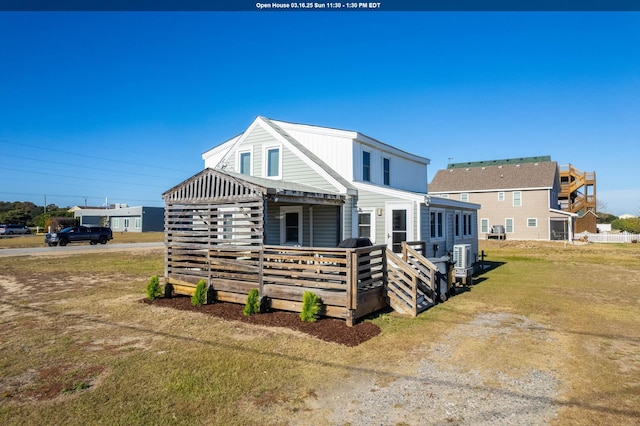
[265,146,281,178]
[112,218,120,228]
[505,218,514,233]
[123,218,130,229]
[280,206,302,245]
[527,218,538,227]
[430,209,444,239]
[463,212,473,236]
[498,192,505,201]
[135,218,141,229]
[383,157,390,185]
[362,151,371,181]
[239,151,251,175]
[513,191,522,207]
[460,193,469,202]
[455,212,461,237]
[358,211,374,241]
[481,218,489,233]
[222,213,233,240]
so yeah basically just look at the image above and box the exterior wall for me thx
[438,189,554,240]
[280,127,355,182]
[74,207,164,232]
[264,201,340,247]
[423,204,478,259]
[353,141,428,193]
[354,188,418,246]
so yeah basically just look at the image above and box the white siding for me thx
[282,128,354,181]
[353,142,427,193]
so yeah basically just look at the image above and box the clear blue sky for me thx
[1,9,638,215]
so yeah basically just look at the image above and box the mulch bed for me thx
[142,296,381,347]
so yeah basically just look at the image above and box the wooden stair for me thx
[385,247,438,317]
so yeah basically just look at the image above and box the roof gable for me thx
[429,161,558,192]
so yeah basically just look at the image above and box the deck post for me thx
[346,249,355,324]
[258,247,264,297]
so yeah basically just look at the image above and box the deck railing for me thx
[166,244,388,325]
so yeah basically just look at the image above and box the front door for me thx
[386,203,412,253]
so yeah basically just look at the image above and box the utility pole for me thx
[44,195,47,213]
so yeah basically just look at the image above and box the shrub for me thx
[146,275,162,301]
[191,279,207,307]
[243,289,261,316]
[300,291,321,323]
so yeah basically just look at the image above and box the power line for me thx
[0,138,195,174]
[0,153,187,181]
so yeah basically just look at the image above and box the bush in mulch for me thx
[142,296,381,347]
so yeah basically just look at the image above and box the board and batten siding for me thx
[311,204,340,247]
[281,128,355,181]
[353,142,428,193]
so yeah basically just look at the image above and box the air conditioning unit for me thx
[453,244,472,269]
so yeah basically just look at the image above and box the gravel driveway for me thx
[301,312,559,425]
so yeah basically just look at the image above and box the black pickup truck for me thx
[45,226,113,246]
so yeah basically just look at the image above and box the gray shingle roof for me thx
[429,161,558,192]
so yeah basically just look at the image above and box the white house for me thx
[198,116,479,259]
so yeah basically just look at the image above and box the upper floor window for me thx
[498,192,505,201]
[513,191,522,207]
[461,193,469,202]
[265,146,281,178]
[362,151,371,182]
[239,151,251,175]
[383,157,390,185]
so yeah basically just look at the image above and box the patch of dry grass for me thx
[0,241,639,425]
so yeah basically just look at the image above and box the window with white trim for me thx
[383,157,390,185]
[513,191,522,207]
[505,218,514,233]
[112,218,120,228]
[265,146,281,178]
[527,218,537,227]
[239,150,251,175]
[481,218,489,233]
[358,210,375,242]
[461,193,469,202]
[498,192,505,201]
[430,209,444,239]
[135,218,141,229]
[123,218,130,229]
[362,151,371,182]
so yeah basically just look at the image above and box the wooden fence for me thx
[575,231,640,243]
[166,244,388,326]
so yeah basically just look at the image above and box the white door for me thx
[386,203,412,253]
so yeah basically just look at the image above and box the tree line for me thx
[0,201,74,229]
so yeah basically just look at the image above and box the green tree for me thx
[612,217,640,233]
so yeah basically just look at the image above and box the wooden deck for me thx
[166,244,388,326]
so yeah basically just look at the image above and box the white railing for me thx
[576,231,640,243]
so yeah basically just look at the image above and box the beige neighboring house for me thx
[429,156,576,241]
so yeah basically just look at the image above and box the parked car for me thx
[45,226,113,246]
[0,224,31,235]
